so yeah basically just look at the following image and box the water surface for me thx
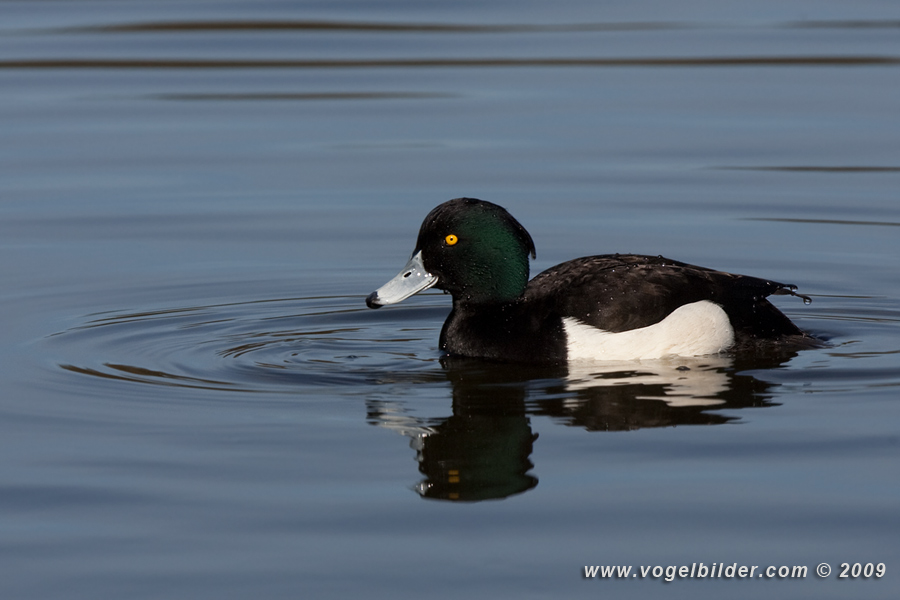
[2,1,899,598]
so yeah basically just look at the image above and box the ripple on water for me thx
[46,296,451,394]
[42,291,900,405]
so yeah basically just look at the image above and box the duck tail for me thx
[770,283,812,305]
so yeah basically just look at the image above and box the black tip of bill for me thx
[365,291,383,309]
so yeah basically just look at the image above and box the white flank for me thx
[563,300,735,361]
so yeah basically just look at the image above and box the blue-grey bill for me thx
[366,250,438,308]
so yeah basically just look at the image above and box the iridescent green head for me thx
[367,198,536,308]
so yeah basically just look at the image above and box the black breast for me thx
[439,298,568,363]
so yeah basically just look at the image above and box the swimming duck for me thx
[366,198,815,363]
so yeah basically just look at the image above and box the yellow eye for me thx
[445,234,458,246]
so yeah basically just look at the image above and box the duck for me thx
[366,198,816,364]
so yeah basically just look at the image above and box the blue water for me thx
[2,1,899,598]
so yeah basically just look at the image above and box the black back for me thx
[526,254,809,344]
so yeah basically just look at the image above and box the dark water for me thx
[2,1,899,598]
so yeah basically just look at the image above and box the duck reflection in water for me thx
[367,348,803,502]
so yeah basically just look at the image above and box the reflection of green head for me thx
[415,413,538,502]
[415,198,536,304]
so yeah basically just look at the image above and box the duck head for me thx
[367,198,536,308]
